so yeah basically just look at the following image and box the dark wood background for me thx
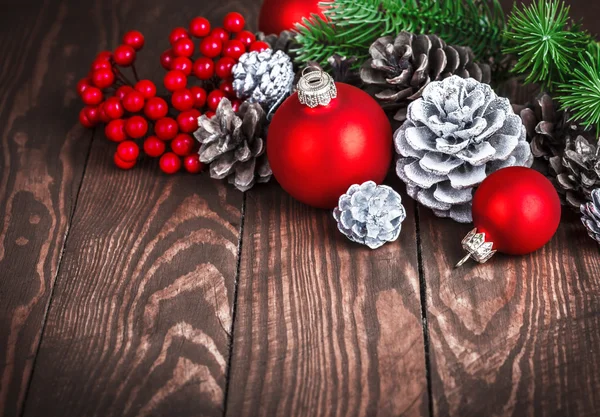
[0,0,599,416]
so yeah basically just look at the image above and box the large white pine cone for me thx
[394,76,533,223]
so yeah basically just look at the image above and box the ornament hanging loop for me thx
[297,65,337,108]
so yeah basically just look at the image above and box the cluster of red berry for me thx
[76,11,264,175]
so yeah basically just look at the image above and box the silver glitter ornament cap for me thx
[297,66,337,108]
[455,228,497,268]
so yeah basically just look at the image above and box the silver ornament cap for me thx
[455,228,497,268]
[297,66,337,108]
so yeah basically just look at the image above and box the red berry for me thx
[192,57,214,80]
[234,30,256,48]
[207,90,225,111]
[183,154,203,174]
[231,99,242,112]
[144,97,169,120]
[205,110,216,118]
[171,56,193,75]
[159,152,182,174]
[91,68,115,89]
[105,119,128,142]
[113,44,136,66]
[223,12,245,33]
[79,108,95,128]
[171,88,194,112]
[160,49,175,70]
[199,37,222,58]
[117,140,140,162]
[125,115,148,139]
[169,27,190,45]
[173,38,195,57]
[83,106,101,125]
[103,97,124,119]
[164,70,187,92]
[122,91,145,113]
[135,80,157,99]
[97,105,112,123]
[77,78,92,95]
[249,41,270,53]
[114,152,137,170]
[155,117,179,140]
[223,40,245,60]
[96,51,112,61]
[215,57,236,79]
[190,86,207,108]
[220,79,235,98]
[144,136,166,157]
[189,17,211,38]
[81,87,103,106]
[123,30,145,50]
[177,109,201,133]
[171,133,195,156]
[115,85,134,100]
[91,59,112,72]
[210,27,230,43]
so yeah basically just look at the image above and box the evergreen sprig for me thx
[293,0,506,69]
[503,0,590,90]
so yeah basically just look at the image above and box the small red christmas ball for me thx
[83,106,101,125]
[122,30,145,50]
[79,108,95,128]
[192,57,215,80]
[230,99,242,112]
[234,30,256,48]
[215,57,235,79]
[164,70,187,92]
[81,87,103,106]
[268,80,392,209]
[155,117,179,140]
[171,133,195,156]
[171,88,194,112]
[91,59,112,72]
[171,56,193,75]
[173,38,195,57]
[223,12,245,33]
[189,17,211,38]
[259,0,330,34]
[472,167,561,255]
[125,115,148,139]
[210,27,230,43]
[177,109,201,133]
[190,86,207,108]
[117,140,140,162]
[159,152,182,174]
[91,68,115,89]
[113,45,136,66]
[105,119,128,142]
[122,90,145,113]
[103,97,124,119]
[114,152,137,170]
[169,27,189,45]
[219,80,235,98]
[134,80,157,99]
[144,97,168,120]
[96,51,112,61]
[115,85,134,100]
[183,154,203,174]
[97,105,112,123]
[223,40,246,60]
[199,37,222,58]
[207,90,225,111]
[77,78,92,95]
[249,41,270,53]
[144,136,166,158]
[160,49,175,70]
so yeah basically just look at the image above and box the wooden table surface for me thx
[2,0,600,416]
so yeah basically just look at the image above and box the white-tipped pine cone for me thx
[394,76,533,223]
[581,188,600,243]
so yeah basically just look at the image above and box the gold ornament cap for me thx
[455,228,497,268]
[297,66,337,108]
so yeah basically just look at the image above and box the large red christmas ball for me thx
[472,167,561,255]
[267,81,392,209]
[258,0,331,35]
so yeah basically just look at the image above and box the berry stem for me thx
[131,64,140,83]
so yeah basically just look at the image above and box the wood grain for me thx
[225,179,428,417]
[0,2,97,416]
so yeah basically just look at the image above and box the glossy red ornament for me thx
[117,140,140,162]
[79,108,95,128]
[83,106,101,125]
[105,119,128,142]
[472,167,561,256]
[134,80,157,99]
[199,37,222,58]
[115,85,134,100]
[223,12,245,33]
[171,133,195,156]
[91,59,112,72]
[177,110,201,133]
[113,45,136,66]
[171,56,193,75]
[190,86,207,108]
[159,152,182,174]
[160,49,176,70]
[223,40,246,60]
[122,91,145,113]
[91,68,115,88]
[183,154,203,174]
[169,27,189,45]
[210,28,230,43]
[193,57,215,80]
[234,30,256,48]
[123,30,145,50]
[125,115,148,139]
[155,117,179,141]
[215,57,235,79]
[144,97,169,120]
[259,0,330,34]
[103,97,124,119]
[267,79,392,209]
[144,136,166,158]
[164,70,187,92]
[189,17,211,38]
[171,88,194,112]
[81,87,103,106]
[173,38,195,57]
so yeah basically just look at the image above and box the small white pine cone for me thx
[581,188,600,243]
[333,181,407,249]
[394,75,533,223]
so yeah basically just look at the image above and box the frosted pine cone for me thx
[232,49,294,112]
[360,32,491,121]
[256,30,298,57]
[581,189,600,243]
[193,99,272,192]
[333,181,406,249]
[394,76,533,223]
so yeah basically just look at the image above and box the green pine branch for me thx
[293,0,506,69]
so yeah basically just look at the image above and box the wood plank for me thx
[225,178,429,417]
[21,0,260,415]
[0,2,97,416]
